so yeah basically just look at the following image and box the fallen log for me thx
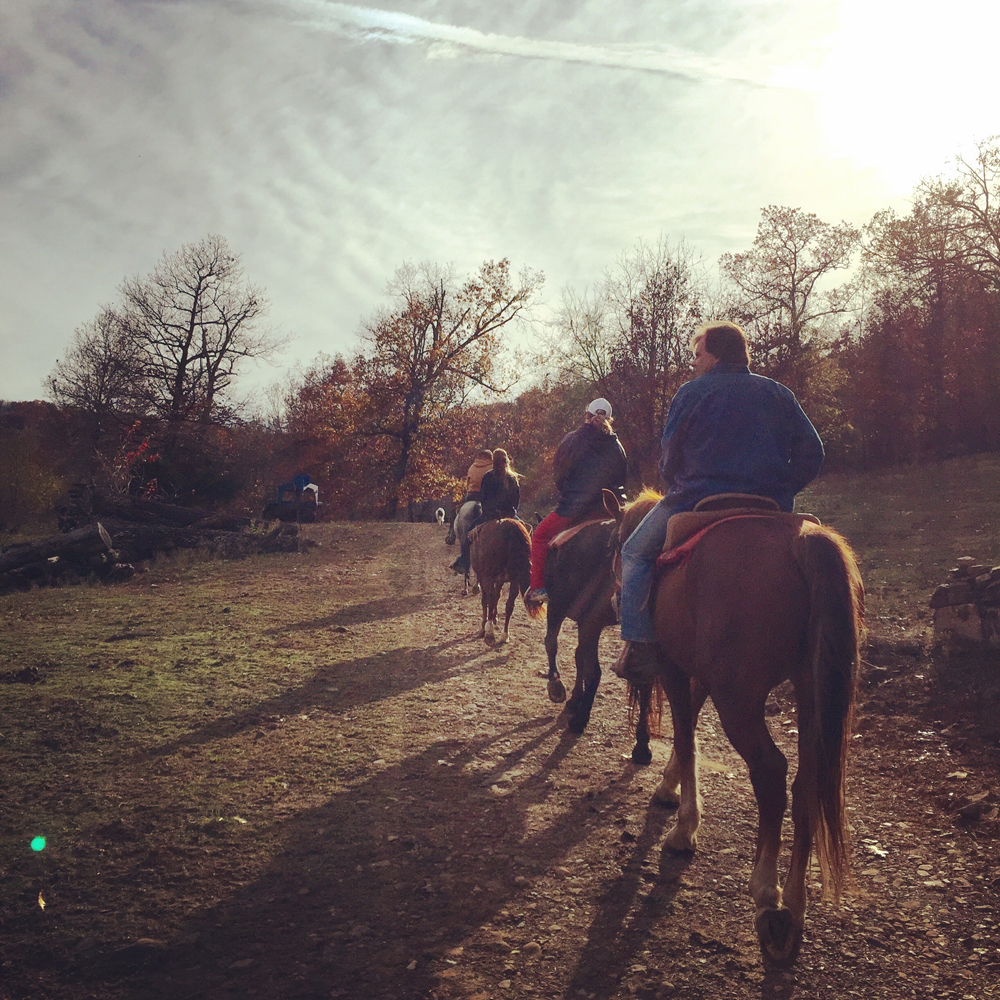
[0,523,114,575]
[90,492,210,526]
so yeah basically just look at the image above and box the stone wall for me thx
[930,555,1000,648]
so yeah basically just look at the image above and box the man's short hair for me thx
[692,322,750,366]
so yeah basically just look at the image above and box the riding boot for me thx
[612,641,660,683]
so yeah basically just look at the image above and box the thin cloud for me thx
[262,0,787,89]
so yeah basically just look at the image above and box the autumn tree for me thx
[356,259,543,517]
[859,144,1000,462]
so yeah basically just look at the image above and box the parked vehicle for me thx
[262,474,321,523]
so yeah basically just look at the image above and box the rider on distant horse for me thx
[475,448,521,522]
[449,449,492,575]
[462,449,493,505]
[457,449,522,573]
[615,321,825,676]
[524,397,628,608]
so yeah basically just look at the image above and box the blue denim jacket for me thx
[658,363,824,512]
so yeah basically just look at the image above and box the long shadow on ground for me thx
[267,594,442,635]
[102,726,676,1000]
[138,637,491,761]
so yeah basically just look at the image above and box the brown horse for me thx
[606,489,865,967]
[469,518,539,645]
[542,515,656,764]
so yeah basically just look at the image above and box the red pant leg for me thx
[530,512,574,589]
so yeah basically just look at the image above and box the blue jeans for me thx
[620,498,681,643]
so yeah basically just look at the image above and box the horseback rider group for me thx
[452,320,823,670]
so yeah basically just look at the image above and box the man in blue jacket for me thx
[615,321,824,674]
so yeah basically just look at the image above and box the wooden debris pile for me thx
[930,555,1000,648]
[0,486,316,592]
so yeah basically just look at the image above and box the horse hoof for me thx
[652,784,680,808]
[547,678,566,703]
[566,712,587,735]
[664,825,696,853]
[755,906,802,968]
[631,743,653,766]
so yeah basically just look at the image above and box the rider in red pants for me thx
[525,398,627,609]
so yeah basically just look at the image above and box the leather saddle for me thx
[662,493,820,557]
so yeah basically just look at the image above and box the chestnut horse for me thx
[542,516,656,764]
[469,518,539,645]
[606,489,864,967]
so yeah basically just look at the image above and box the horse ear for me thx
[602,488,624,523]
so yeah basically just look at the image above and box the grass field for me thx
[801,452,1000,627]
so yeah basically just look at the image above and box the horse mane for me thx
[504,517,532,547]
[621,487,664,539]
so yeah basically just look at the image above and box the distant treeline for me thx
[5,139,1000,528]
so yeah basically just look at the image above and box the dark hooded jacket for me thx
[553,422,628,519]
[479,470,521,520]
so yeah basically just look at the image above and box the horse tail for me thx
[505,519,542,618]
[792,523,865,903]
[627,678,663,738]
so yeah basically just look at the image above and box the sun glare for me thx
[797,0,1000,192]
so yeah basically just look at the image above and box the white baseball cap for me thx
[587,397,612,417]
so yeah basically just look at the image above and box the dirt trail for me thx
[1,522,998,1000]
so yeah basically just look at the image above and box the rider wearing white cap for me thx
[525,397,627,607]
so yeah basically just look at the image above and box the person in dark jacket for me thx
[615,321,824,676]
[524,398,628,607]
[458,449,522,572]
[476,449,521,521]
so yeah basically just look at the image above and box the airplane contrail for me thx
[257,0,792,90]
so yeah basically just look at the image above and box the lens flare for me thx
[31,836,46,852]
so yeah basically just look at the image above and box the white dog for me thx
[434,507,446,526]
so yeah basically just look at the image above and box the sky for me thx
[3,0,1000,404]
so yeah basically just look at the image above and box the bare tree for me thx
[602,238,705,482]
[119,234,280,426]
[548,287,615,384]
[46,307,144,441]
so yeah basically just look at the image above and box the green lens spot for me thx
[31,836,46,852]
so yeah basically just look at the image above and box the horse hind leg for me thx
[654,679,708,801]
[496,580,518,646]
[566,626,601,735]
[714,694,796,965]
[776,691,821,968]
[484,581,500,645]
[659,659,702,852]
[630,681,653,766]
[544,615,566,703]
[477,581,488,640]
